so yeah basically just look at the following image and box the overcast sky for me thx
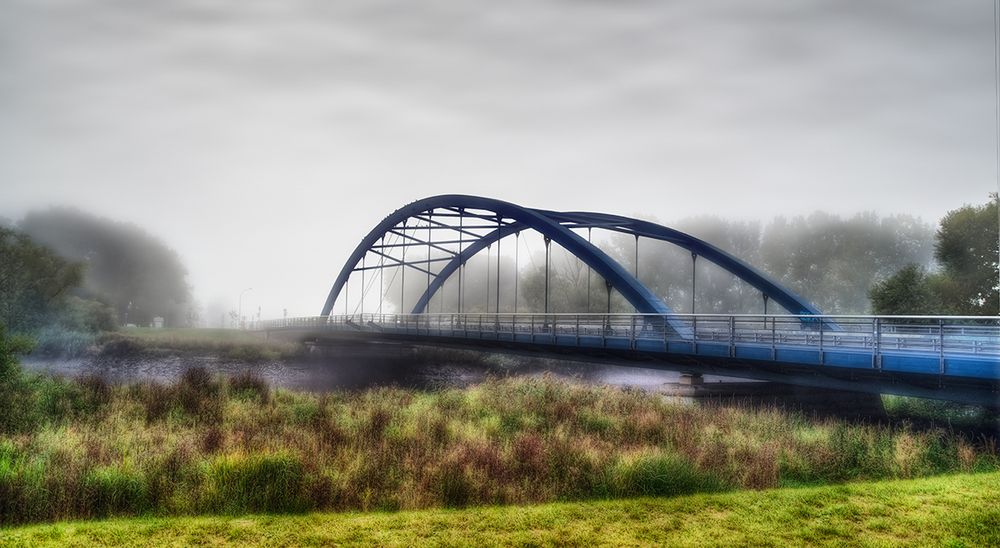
[1,0,996,318]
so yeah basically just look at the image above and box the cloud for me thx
[0,0,995,316]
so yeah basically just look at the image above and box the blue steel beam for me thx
[322,195,674,319]
[410,223,525,315]
[406,206,824,322]
[321,195,824,330]
[540,210,824,316]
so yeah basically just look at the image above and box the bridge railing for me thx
[253,313,1000,361]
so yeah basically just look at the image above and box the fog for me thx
[1,0,996,320]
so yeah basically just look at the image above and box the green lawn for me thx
[3,472,997,547]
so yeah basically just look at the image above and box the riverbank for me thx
[0,371,996,526]
[97,328,303,361]
[3,471,998,546]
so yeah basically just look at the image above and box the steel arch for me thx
[321,195,822,325]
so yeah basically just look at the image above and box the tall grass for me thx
[0,371,996,526]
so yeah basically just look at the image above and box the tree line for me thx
[870,194,998,316]
[0,209,193,353]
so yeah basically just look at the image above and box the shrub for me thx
[135,381,175,423]
[0,373,997,526]
[31,375,88,424]
[222,345,279,362]
[178,367,221,422]
[0,325,39,434]
[611,453,724,498]
[0,442,48,525]
[82,466,150,518]
[201,426,224,453]
[228,371,270,402]
[438,459,473,507]
[202,452,307,514]
[30,325,96,358]
[60,296,118,333]
[98,334,145,357]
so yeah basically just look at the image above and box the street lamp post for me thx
[238,287,253,329]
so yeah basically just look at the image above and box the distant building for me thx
[152,316,165,329]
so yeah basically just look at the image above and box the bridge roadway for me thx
[255,313,1000,406]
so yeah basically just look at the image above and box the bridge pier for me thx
[678,373,703,386]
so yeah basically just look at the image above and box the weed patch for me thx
[0,374,996,526]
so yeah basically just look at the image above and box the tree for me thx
[868,264,939,315]
[599,213,933,315]
[18,208,192,327]
[760,212,935,314]
[933,194,998,315]
[0,227,84,332]
[870,194,999,316]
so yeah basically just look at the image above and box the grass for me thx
[884,395,999,430]
[0,370,996,526]
[2,471,998,546]
[98,328,302,361]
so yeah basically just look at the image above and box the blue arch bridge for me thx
[254,195,1000,407]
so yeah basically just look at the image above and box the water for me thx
[20,345,746,393]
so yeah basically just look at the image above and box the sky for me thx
[1,0,997,319]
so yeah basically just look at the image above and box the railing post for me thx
[693,316,699,354]
[630,315,636,350]
[938,319,945,374]
[530,314,535,344]
[576,315,580,346]
[728,316,735,358]
[873,318,881,369]
[551,315,557,344]
[663,315,669,352]
[818,319,824,366]
[770,316,776,360]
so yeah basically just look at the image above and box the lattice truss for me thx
[322,195,822,321]
[340,206,521,315]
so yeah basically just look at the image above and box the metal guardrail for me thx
[249,313,1000,376]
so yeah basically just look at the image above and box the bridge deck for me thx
[256,313,999,403]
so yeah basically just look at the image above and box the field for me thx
[1,369,997,526]
[97,328,301,361]
[3,471,998,546]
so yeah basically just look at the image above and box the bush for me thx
[202,453,307,514]
[0,325,39,434]
[228,372,270,402]
[134,381,175,423]
[98,334,145,357]
[0,374,997,526]
[222,345,280,362]
[611,453,724,498]
[83,466,150,518]
[30,375,91,424]
[0,442,47,524]
[178,367,221,422]
[60,296,118,333]
[30,325,96,358]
